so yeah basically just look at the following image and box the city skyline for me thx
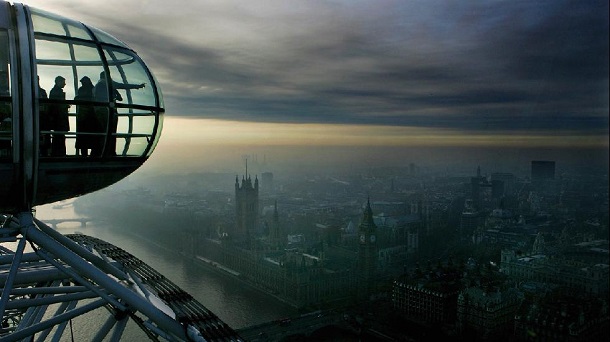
[38,149,608,340]
[21,0,609,174]
[144,117,608,175]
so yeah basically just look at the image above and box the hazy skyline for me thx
[20,0,609,175]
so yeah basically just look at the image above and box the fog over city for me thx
[144,119,609,176]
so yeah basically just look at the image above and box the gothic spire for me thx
[360,197,376,231]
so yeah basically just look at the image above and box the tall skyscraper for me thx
[491,172,515,197]
[261,171,274,193]
[461,198,480,236]
[531,160,556,194]
[471,166,491,210]
[531,160,555,182]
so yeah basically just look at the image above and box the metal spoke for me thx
[1,212,242,341]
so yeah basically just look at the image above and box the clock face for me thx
[370,235,376,243]
[360,234,366,243]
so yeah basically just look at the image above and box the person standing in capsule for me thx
[74,76,97,157]
[48,76,70,157]
[94,71,144,156]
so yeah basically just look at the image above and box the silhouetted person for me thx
[38,76,51,157]
[94,71,144,156]
[74,76,98,156]
[48,76,69,157]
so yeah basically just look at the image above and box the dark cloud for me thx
[32,0,607,136]
[503,1,608,82]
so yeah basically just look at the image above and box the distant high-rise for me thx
[491,172,515,197]
[460,199,480,237]
[531,160,555,182]
[261,171,273,193]
[409,163,419,175]
[471,166,491,210]
[235,174,259,242]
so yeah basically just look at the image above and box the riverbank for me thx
[117,227,305,313]
[71,200,305,317]
[37,200,299,329]
[195,255,240,276]
[192,253,310,311]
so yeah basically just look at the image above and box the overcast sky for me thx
[21,1,608,135]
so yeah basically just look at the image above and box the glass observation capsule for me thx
[0,1,164,212]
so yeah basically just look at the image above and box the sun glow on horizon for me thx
[159,116,609,149]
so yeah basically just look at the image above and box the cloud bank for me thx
[21,0,610,139]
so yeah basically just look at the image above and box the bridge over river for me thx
[42,217,97,229]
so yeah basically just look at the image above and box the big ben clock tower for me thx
[358,198,377,299]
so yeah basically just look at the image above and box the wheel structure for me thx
[0,212,243,341]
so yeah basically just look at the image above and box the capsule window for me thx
[103,49,156,107]
[31,8,91,41]
[87,25,128,48]
[102,48,160,156]
[0,29,11,159]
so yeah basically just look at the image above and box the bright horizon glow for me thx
[160,116,609,149]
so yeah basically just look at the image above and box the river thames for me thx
[33,201,298,339]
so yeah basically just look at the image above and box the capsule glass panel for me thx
[0,29,11,160]
[105,49,157,107]
[0,4,16,211]
[35,38,103,157]
[88,26,129,48]
[31,8,92,40]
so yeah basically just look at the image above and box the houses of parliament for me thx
[192,171,384,309]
